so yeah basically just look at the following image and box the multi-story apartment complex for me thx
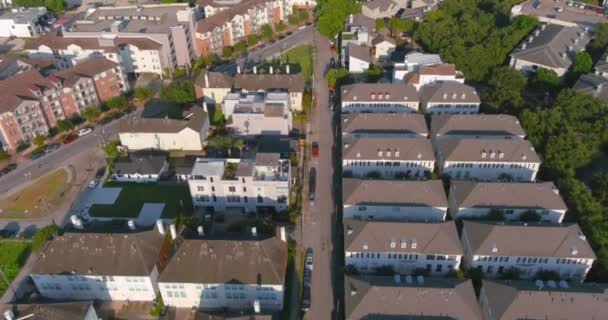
[344,219,463,275]
[188,152,290,213]
[430,114,525,144]
[341,113,428,139]
[0,58,126,150]
[29,228,166,301]
[344,276,482,320]
[158,233,287,312]
[436,138,541,181]
[461,221,595,282]
[340,83,419,113]
[0,7,49,38]
[419,81,481,115]
[342,136,435,179]
[223,91,291,136]
[195,0,293,56]
[0,54,59,80]
[479,280,608,320]
[343,179,447,221]
[448,181,568,223]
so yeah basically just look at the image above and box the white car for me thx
[88,179,99,188]
[78,128,93,136]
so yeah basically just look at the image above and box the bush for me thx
[394,171,409,179]
[33,135,46,148]
[150,295,164,316]
[32,224,59,252]
[172,68,188,78]
[261,24,274,39]
[105,95,129,111]
[55,119,75,133]
[17,143,29,152]
[365,171,382,179]
[288,14,299,25]
[160,81,195,105]
[290,152,299,166]
[221,46,234,58]
[247,34,259,47]
[234,41,247,53]
[133,86,154,102]
[535,270,560,281]
[520,210,542,222]
[374,265,395,276]
[0,151,9,162]
[82,106,102,122]
[365,65,383,83]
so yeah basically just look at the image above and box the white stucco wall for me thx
[119,129,204,151]
[342,159,435,179]
[343,205,447,221]
[439,161,539,182]
[345,251,461,276]
[341,101,419,113]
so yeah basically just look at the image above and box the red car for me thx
[312,142,319,158]
[62,134,78,144]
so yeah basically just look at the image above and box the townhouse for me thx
[575,48,608,99]
[0,58,126,151]
[371,35,396,62]
[223,92,291,136]
[448,181,568,223]
[419,81,481,115]
[393,51,443,83]
[1,302,99,320]
[0,7,49,38]
[403,63,465,90]
[461,221,595,282]
[195,0,293,57]
[344,219,462,275]
[436,138,541,181]
[158,234,287,312]
[340,19,371,69]
[430,114,525,144]
[29,228,166,301]
[340,83,419,113]
[510,23,590,77]
[346,43,371,73]
[341,113,428,139]
[343,136,435,179]
[345,276,482,320]
[111,153,169,183]
[119,105,210,151]
[188,152,290,213]
[342,179,447,221]
[479,280,608,320]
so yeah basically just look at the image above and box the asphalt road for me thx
[238,25,315,69]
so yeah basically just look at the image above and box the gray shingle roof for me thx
[348,43,371,63]
[342,113,428,136]
[419,81,480,104]
[195,71,234,89]
[0,302,94,320]
[113,153,167,175]
[343,136,435,161]
[344,219,462,254]
[450,181,567,211]
[345,276,482,320]
[341,83,419,103]
[343,178,447,207]
[573,73,608,100]
[234,73,305,93]
[119,106,208,134]
[431,114,525,138]
[462,221,596,259]
[437,138,541,163]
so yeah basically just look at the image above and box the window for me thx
[197,186,204,192]
[229,186,236,192]
[257,195,263,203]
[436,264,443,272]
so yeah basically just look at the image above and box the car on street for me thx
[97,117,112,125]
[286,31,293,36]
[88,179,99,188]
[95,166,106,179]
[309,167,316,206]
[311,142,319,158]
[305,248,313,270]
[0,163,17,176]
[78,127,93,136]
[298,25,306,30]
[62,134,78,144]
[330,57,335,68]
[43,143,60,153]
[29,151,45,160]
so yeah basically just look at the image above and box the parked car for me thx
[305,248,313,271]
[88,179,99,188]
[62,134,78,144]
[311,142,319,158]
[29,150,45,160]
[43,143,60,153]
[0,163,17,176]
[78,127,93,136]
[95,166,106,179]
[309,167,316,206]
[97,117,112,125]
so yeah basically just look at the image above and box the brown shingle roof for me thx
[450,181,567,211]
[53,58,118,87]
[234,73,305,93]
[0,302,94,320]
[437,138,541,163]
[462,221,596,259]
[158,236,287,284]
[345,276,482,320]
[431,114,525,138]
[0,69,56,113]
[348,43,371,63]
[119,105,208,134]
[342,113,428,136]
[341,83,418,103]
[419,81,480,104]
[31,229,165,276]
[344,219,462,254]
[419,63,457,75]
[343,136,435,161]
[194,71,234,89]
[343,178,447,207]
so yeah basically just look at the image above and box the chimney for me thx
[253,66,257,74]
[71,215,83,229]
[202,101,208,112]
[528,36,534,43]
[534,29,540,36]
[270,66,274,74]
[521,43,527,50]
[280,227,286,242]
[541,24,547,30]
[197,225,205,236]
[237,65,241,74]
[3,310,14,320]
[128,219,136,230]
[156,220,165,235]
[251,227,257,237]
[204,72,209,88]
[253,300,261,313]
[286,64,290,74]
[169,224,177,240]
[596,83,604,93]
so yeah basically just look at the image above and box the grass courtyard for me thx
[88,182,193,219]
[0,241,31,296]
[281,45,313,82]
[0,169,72,220]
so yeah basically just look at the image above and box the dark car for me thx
[97,117,112,125]
[0,163,17,176]
[278,35,286,40]
[29,151,45,160]
[62,134,78,144]
[44,143,60,153]
[95,166,106,179]
[286,31,293,36]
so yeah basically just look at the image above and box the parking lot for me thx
[514,0,608,28]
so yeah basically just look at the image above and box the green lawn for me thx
[0,241,31,296]
[281,45,313,82]
[88,183,193,219]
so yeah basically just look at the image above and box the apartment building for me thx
[195,0,293,57]
[340,83,419,113]
[343,179,447,221]
[344,219,462,275]
[403,63,465,90]
[430,114,525,144]
[449,181,568,223]
[30,228,166,301]
[419,81,481,115]
[0,58,126,150]
[0,302,99,320]
[0,7,49,38]
[345,276,482,320]
[341,113,428,139]
[223,92,291,136]
[119,105,210,151]
[436,139,541,181]
[0,54,59,79]
[479,280,608,320]
[342,136,435,179]
[188,153,290,213]
[158,234,287,312]
[461,221,595,282]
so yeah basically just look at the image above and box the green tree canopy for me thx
[105,95,129,111]
[247,34,260,47]
[133,86,154,102]
[102,141,120,161]
[325,67,351,88]
[160,81,195,105]
[315,0,360,39]
[298,9,309,21]
[365,65,383,83]
[531,68,561,94]
[82,106,102,122]
[288,14,299,25]
[261,24,274,39]
[591,172,608,206]
[55,119,74,133]
[375,18,385,32]
[276,21,287,33]
[573,51,593,75]
[33,135,46,147]
[483,66,527,114]
[221,46,233,58]
[590,23,608,50]
[32,224,59,252]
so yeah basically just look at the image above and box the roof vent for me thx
[417,153,422,159]
[535,279,544,289]
[561,52,567,60]
[416,275,424,285]
[363,242,368,250]
[356,152,361,158]
[491,244,498,253]
[371,93,375,100]
[579,234,587,241]
[498,152,504,159]
[401,239,407,248]
[528,36,534,43]
[461,93,466,99]
[347,227,353,235]
[521,43,527,50]
[481,150,487,158]
[534,29,540,36]
[350,283,358,296]
[571,247,578,255]
[390,239,396,248]
[411,238,417,249]
[541,24,547,30]
[522,154,527,160]
[442,93,448,99]
[344,143,350,149]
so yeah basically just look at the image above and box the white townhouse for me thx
[29,229,166,302]
[343,179,448,221]
[403,63,465,90]
[344,219,463,276]
[223,92,292,137]
[479,280,608,320]
[188,153,290,214]
[340,83,419,113]
[430,114,525,145]
[419,81,481,115]
[158,235,287,312]
[0,7,49,38]
[392,51,443,83]
[461,221,596,282]
[119,105,209,151]
[448,181,568,223]
[341,113,428,139]
[436,139,541,181]
[343,137,435,179]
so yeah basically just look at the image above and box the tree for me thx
[298,9,309,21]
[573,51,593,75]
[32,224,59,252]
[82,106,101,122]
[591,172,608,205]
[261,24,274,40]
[159,81,195,105]
[387,17,414,36]
[221,46,233,59]
[233,41,247,53]
[0,150,10,162]
[365,65,383,83]
[375,18,385,32]
[325,67,351,88]
[105,95,129,111]
[33,135,46,147]
[531,68,561,94]
[590,23,608,50]
[102,141,120,161]
[247,34,260,47]
[42,0,64,14]
[315,0,360,39]
[55,119,75,133]
[288,14,299,25]
[276,21,287,33]
[133,86,154,102]
[233,138,245,157]
[483,66,527,114]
